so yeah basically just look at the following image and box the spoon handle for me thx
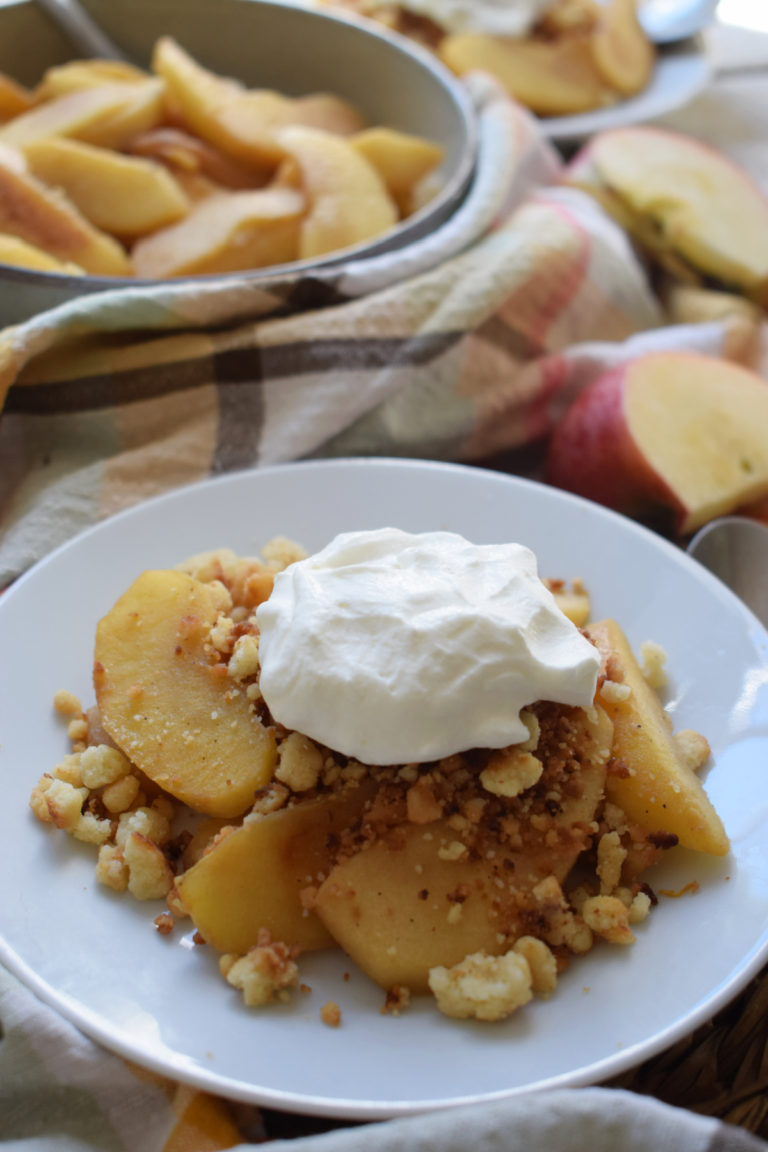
[36,0,129,60]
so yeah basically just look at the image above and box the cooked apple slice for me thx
[34,59,152,101]
[315,821,514,991]
[291,93,366,137]
[350,127,444,215]
[0,71,34,121]
[131,186,304,277]
[94,569,277,817]
[315,707,612,991]
[0,81,166,151]
[546,352,768,534]
[439,32,612,116]
[276,125,397,258]
[127,127,265,190]
[0,232,84,273]
[590,0,654,96]
[24,138,189,240]
[0,148,130,275]
[587,619,729,856]
[152,37,288,168]
[175,780,376,953]
[572,127,768,299]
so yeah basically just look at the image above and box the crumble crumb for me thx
[596,830,627,895]
[124,832,174,900]
[228,634,260,682]
[512,936,557,996]
[382,985,411,1015]
[581,895,635,944]
[154,912,175,935]
[53,690,82,717]
[321,1000,342,1027]
[480,749,543,798]
[220,930,300,1007]
[80,744,131,788]
[599,679,632,704]
[640,641,667,690]
[532,876,593,954]
[674,729,710,772]
[275,732,324,792]
[96,843,129,892]
[428,950,533,1022]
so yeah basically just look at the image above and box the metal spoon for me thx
[35,0,129,60]
[686,516,768,630]
[36,0,721,59]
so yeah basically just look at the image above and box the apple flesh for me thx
[565,126,768,301]
[546,352,768,534]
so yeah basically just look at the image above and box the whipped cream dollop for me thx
[256,528,600,766]
[364,0,555,37]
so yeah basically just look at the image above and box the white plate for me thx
[541,37,712,143]
[2,458,768,1120]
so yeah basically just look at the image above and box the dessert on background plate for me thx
[327,0,655,116]
[30,526,728,1026]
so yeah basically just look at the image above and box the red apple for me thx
[545,352,768,534]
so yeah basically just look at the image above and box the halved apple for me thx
[546,352,768,534]
[566,127,768,300]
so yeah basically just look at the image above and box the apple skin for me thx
[545,361,676,524]
[545,351,768,534]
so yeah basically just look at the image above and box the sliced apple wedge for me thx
[276,125,397,258]
[0,81,166,151]
[546,352,768,534]
[131,186,304,277]
[24,137,189,240]
[567,127,768,300]
[439,32,612,117]
[152,37,288,168]
[34,59,152,102]
[587,619,729,856]
[175,781,376,953]
[0,71,33,121]
[0,147,130,275]
[94,569,277,817]
[0,232,84,273]
[350,126,444,215]
[590,0,654,97]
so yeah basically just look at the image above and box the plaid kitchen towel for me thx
[1,71,762,588]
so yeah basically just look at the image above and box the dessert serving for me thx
[328,0,655,117]
[29,527,728,1025]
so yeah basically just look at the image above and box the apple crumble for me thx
[29,533,728,1024]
